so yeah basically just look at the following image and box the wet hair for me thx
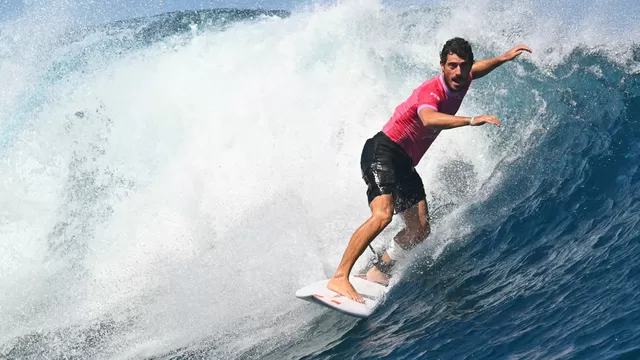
[440,37,474,65]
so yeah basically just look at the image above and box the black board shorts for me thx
[360,131,426,214]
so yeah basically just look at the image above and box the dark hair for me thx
[440,37,474,65]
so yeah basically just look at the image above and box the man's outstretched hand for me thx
[502,45,532,61]
[472,115,502,127]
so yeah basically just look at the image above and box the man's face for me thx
[440,53,471,92]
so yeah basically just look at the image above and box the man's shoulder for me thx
[420,74,442,87]
[417,74,444,92]
[415,74,445,101]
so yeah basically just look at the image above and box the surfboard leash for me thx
[368,244,376,255]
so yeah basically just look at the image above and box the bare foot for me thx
[327,277,364,303]
[366,266,390,286]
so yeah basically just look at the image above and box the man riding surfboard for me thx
[328,37,532,303]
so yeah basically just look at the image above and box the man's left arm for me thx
[471,45,532,79]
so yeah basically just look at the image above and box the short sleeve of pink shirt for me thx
[416,85,442,113]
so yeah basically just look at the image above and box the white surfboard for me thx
[295,275,389,318]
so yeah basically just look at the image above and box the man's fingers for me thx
[508,45,532,59]
[475,116,500,127]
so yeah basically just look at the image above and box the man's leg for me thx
[327,194,394,303]
[366,199,431,284]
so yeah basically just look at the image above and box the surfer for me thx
[328,38,532,303]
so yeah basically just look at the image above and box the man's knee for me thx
[404,219,430,246]
[373,208,393,228]
[416,222,431,243]
[370,195,394,229]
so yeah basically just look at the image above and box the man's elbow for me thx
[418,110,434,126]
[422,117,435,127]
[471,70,486,79]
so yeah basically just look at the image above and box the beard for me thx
[448,76,466,90]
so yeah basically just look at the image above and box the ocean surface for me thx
[1,1,639,359]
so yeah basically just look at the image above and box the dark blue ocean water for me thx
[1,4,639,360]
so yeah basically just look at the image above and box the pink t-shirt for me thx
[382,73,472,166]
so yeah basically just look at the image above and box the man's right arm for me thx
[418,107,501,128]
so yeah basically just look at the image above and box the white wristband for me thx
[469,116,475,125]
